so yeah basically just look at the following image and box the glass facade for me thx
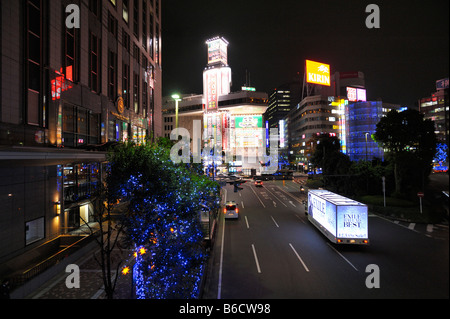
[345,101,384,161]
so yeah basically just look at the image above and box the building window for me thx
[89,32,100,93]
[108,50,117,100]
[123,0,129,23]
[108,11,118,37]
[64,12,78,82]
[63,163,100,206]
[26,0,42,126]
[122,30,130,52]
[142,0,147,50]
[149,14,154,59]
[142,79,147,117]
[133,0,139,38]
[123,62,130,108]
[133,72,139,113]
[155,24,160,65]
[89,0,100,16]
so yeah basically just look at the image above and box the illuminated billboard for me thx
[308,190,369,243]
[346,87,367,102]
[306,60,330,86]
[203,67,232,111]
[232,115,264,148]
[337,205,368,239]
[206,36,229,66]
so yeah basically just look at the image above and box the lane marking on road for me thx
[289,243,310,272]
[270,216,280,228]
[217,216,226,299]
[244,216,250,229]
[408,223,416,230]
[251,244,262,273]
[326,243,359,271]
[273,201,277,207]
[265,187,288,207]
[249,185,266,208]
[289,200,296,207]
[274,185,304,205]
[241,200,245,208]
[295,213,306,224]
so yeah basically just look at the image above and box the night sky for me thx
[161,0,449,107]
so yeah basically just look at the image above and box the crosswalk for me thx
[391,219,448,240]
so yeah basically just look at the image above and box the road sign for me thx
[417,192,424,214]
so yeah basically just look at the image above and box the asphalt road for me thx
[202,179,449,299]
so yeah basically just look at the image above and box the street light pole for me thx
[171,94,181,129]
[365,132,369,162]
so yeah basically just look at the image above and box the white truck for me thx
[306,190,369,245]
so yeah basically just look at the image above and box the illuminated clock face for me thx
[117,97,124,114]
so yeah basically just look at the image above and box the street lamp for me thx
[364,132,370,162]
[171,94,181,129]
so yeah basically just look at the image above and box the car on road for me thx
[254,180,263,187]
[224,201,239,219]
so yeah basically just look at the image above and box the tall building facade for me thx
[0,0,162,268]
[419,86,449,145]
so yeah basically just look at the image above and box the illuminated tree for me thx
[107,140,220,298]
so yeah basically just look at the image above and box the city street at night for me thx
[0,0,448,308]
[203,179,449,299]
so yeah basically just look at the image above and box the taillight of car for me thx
[224,208,226,214]
[236,208,239,213]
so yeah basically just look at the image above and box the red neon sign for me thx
[51,66,73,100]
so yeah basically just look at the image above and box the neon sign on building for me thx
[51,66,73,100]
[306,60,330,86]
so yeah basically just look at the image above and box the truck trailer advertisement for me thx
[308,190,369,244]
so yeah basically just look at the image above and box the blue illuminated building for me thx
[345,101,402,162]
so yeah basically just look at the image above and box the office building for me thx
[0,0,162,279]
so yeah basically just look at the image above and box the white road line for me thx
[244,216,250,229]
[274,185,304,204]
[408,223,416,230]
[327,243,358,271]
[289,200,296,207]
[289,243,310,272]
[270,216,280,228]
[273,201,277,207]
[249,185,266,208]
[241,200,245,208]
[251,244,262,273]
[217,217,226,299]
[265,187,288,207]
[295,213,306,224]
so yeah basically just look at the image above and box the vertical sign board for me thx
[306,60,331,86]
[205,70,218,111]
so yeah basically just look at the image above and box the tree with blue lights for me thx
[107,139,220,298]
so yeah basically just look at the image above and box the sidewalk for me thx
[24,245,134,299]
